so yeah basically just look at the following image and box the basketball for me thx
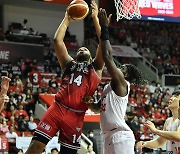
[67,0,89,20]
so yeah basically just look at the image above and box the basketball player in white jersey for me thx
[136,91,180,154]
[89,9,145,154]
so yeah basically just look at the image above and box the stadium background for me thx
[0,0,179,153]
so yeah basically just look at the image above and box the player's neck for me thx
[171,109,179,120]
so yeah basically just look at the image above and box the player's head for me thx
[51,148,59,154]
[76,47,92,62]
[120,64,145,85]
[168,90,180,111]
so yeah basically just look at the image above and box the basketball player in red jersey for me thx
[0,76,11,112]
[25,1,109,154]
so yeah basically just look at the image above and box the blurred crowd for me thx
[85,19,180,75]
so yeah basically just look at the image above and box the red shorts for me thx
[35,101,85,150]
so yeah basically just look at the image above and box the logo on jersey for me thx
[39,122,51,131]
[76,127,81,132]
[70,62,89,74]
[100,103,106,112]
[100,95,106,112]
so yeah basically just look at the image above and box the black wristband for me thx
[100,26,109,40]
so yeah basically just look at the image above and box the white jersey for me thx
[165,117,180,154]
[100,81,131,135]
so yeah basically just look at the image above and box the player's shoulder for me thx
[165,117,172,123]
[164,117,172,127]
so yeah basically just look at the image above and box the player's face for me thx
[76,47,91,62]
[168,94,180,110]
[119,65,128,78]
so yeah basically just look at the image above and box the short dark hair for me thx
[51,148,58,152]
[125,64,146,85]
[88,130,94,134]
[172,91,180,96]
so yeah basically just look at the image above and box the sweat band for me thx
[101,26,109,40]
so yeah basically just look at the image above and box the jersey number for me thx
[32,73,38,83]
[69,73,82,86]
[72,134,81,144]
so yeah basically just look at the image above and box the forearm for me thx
[155,130,180,142]
[93,16,104,71]
[144,137,166,149]
[101,40,112,62]
[92,16,101,40]
[54,16,70,42]
[100,25,112,60]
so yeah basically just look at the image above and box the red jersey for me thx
[55,61,100,111]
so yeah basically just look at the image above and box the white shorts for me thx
[104,131,135,154]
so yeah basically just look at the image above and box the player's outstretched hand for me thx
[136,141,146,153]
[98,9,112,27]
[1,76,11,95]
[64,10,75,22]
[82,96,94,104]
[0,95,9,112]
[145,120,158,134]
[91,0,98,18]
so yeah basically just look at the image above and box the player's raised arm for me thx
[0,76,11,112]
[91,1,112,77]
[54,11,73,72]
[0,76,11,95]
[99,9,127,96]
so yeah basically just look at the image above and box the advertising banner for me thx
[0,41,44,63]
[139,0,180,22]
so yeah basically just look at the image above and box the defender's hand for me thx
[136,141,146,153]
[145,120,158,134]
[98,9,112,27]
[83,96,94,104]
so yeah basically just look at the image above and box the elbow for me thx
[175,137,180,142]
[53,36,58,43]
[54,36,63,44]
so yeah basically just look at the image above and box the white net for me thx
[114,0,141,21]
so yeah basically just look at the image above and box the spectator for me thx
[17,115,28,132]
[86,144,96,154]
[18,148,24,154]
[7,105,17,119]
[28,115,37,131]
[51,148,59,154]
[6,95,17,111]
[16,103,29,118]
[5,125,18,149]
[0,119,9,133]
[130,116,141,140]
[48,75,58,92]
[87,130,98,154]
[7,116,18,130]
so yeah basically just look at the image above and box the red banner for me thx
[139,0,180,17]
